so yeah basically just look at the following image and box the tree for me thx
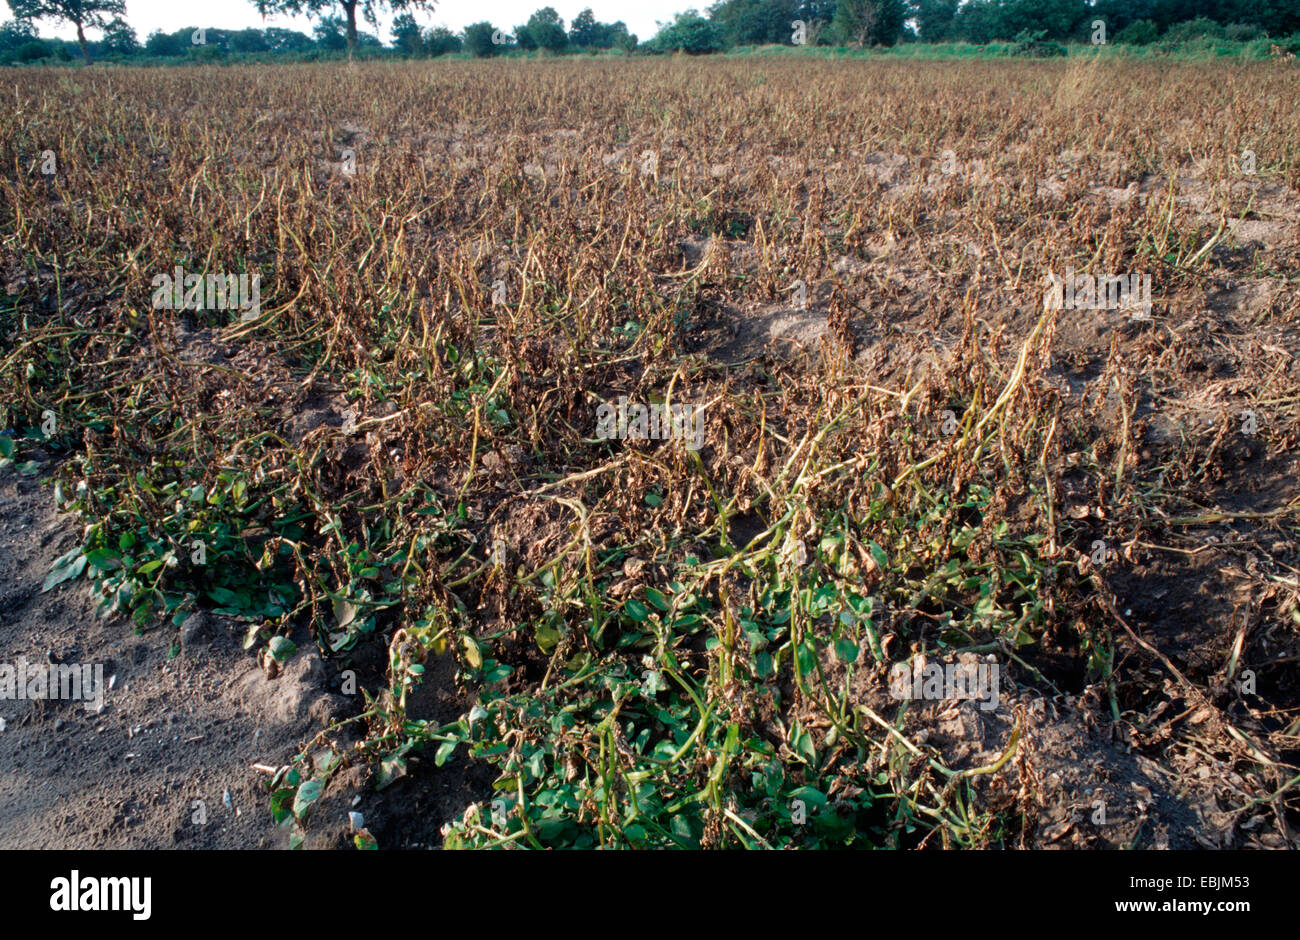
[707,0,796,47]
[313,15,347,50]
[252,0,434,60]
[793,0,837,37]
[525,7,567,53]
[0,19,47,61]
[832,0,906,46]
[568,8,631,50]
[0,16,33,43]
[462,21,498,57]
[951,0,1003,42]
[1253,0,1300,36]
[391,11,422,54]
[0,17,42,60]
[1089,0,1159,35]
[1161,15,1226,41]
[513,23,536,50]
[834,0,877,45]
[0,16,34,44]
[6,0,126,62]
[423,24,459,55]
[228,27,271,52]
[11,39,47,59]
[263,26,314,51]
[912,0,960,41]
[946,0,1093,42]
[1115,18,1160,42]
[569,7,598,46]
[650,11,725,53]
[996,0,1089,42]
[100,15,135,54]
[143,28,185,56]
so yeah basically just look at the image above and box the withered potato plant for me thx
[2,56,1298,848]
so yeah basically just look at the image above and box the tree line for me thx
[4,0,1299,65]
[678,0,1299,52]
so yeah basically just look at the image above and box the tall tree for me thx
[707,0,796,47]
[833,0,905,45]
[263,26,314,51]
[100,14,135,53]
[911,0,960,41]
[143,28,185,56]
[423,24,459,54]
[997,0,1089,41]
[390,10,422,54]
[252,0,434,59]
[568,8,630,49]
[313,15,348,50]
[951,0,1004,42]
[650,10,725,53]
[6,0,126,62]
[513,22,536,50]
[0,17,42,58]
[228,27,271,52]
[462,20,498,57]
[525,7,567,53]
[569,7,599,46]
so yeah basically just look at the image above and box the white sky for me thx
[13,1,694,45]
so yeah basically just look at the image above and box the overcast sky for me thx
[9,1,694,45]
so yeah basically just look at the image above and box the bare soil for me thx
[0,463,490,849]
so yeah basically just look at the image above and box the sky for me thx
[11,1,693,45]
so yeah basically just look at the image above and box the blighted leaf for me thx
[376,755,407,790]
[461,635,482,669]
[535,620,561,653]
[332,596,358,630]
[267,635,297,663]
[314,750,340,775]
[292,778,323,821]
[353,828,378,850]
[42,551,86,593]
